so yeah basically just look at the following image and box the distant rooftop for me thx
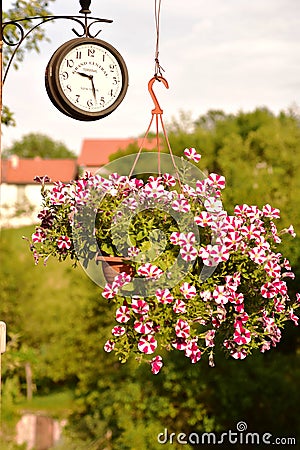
[1,156,78,184]
[78,138,157,168]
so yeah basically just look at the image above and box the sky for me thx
[2,0,300,156]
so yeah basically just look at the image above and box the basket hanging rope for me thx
[128,76,182,187]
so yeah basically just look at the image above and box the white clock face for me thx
[58,43,123,113]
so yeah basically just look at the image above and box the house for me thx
[78,138,157,174]
[0,156,77,228]
[0,137,158,228]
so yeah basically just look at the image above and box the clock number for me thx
[66,59,74,68]
[109,89,114,97]
[87,99,93,107]
[75,95,80,103]
[112,76,118,85]
[100,97,105,107]
[102,54,106,62]
[66,85,72,92]
[76,51,82,59]
[61,71,68,80]
[109,64,115,72]
[88,49,95,57]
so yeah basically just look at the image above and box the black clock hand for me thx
[76,71,91,79]
[76,72,96,101]
[90,76,97,101]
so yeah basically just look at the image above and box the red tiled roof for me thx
[78,138,157,167]
[1,157,77,184]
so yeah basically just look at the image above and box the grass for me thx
[15,389,75,418]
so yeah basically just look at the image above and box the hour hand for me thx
[76,71,91,79]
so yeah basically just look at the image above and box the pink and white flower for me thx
[289,308,299,326]
[205,330,216,347]
[57,235,71,250]
[185,339,201,363]
[144,180,165,198]
[231,349,248,359]
[163,173,176,187]
[171,195,191,213]
[32,229,46,243]
[102,282,119,299]
[111,326,126,336]
[128,246,140,257]
[248,247,267,265]
[204,197,223,213]
[264,260,281,278]
[213,286,230,305]
[134,319,153,334]
[233,328,251,345]
[194,211,214,227]
[180,282,197,299]
[137,263,163,279]
[113,272,132,288]
[170,232,181,245]
[131,298,149,315]
[207,173,226,190]
[184,147,201,163]
[261,282,277,299]
[173,299,187,314]
[115,305,131,323]
[104,340,115,352]
[175,319,190,338]
[138,335,158,354]
[262,204,280,219]
[179,232,196,246]
[180,244,198,261]
[155,288,174,304]
[150,355,163,374]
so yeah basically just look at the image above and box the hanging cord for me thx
[154,0,165,78]
[129,0,182,189]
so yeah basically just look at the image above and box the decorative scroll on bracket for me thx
[1,0,113,84]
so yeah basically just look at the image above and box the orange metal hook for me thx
[148,76,169,114]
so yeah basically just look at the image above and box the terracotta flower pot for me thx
[95,255,135,284]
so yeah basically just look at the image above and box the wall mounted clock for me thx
[45,37,128,121]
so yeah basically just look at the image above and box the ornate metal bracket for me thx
[1,0,113,84]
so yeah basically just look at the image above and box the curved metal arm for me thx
[148,76,169,115]
[2,9,113,84]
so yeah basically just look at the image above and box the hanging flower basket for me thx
[27,148,300,375]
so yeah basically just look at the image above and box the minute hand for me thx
[76,72,97,101]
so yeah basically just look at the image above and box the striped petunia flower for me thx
[134,319,153,334]
[180,282,197,299]
[57,235,72,250]
[150,355,163,374]
[115,305,131,323]
[175,319,190,339]
[138,335,158,354]
[155,288,174,304]
[131,297,149,315]
[184,147,201,163]
[137,263,164,279]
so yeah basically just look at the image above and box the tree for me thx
[2,1,55,126]
[2,132,76,158]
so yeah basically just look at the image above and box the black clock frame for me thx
[45,37,129,121]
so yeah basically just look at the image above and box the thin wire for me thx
[154,0,164,78]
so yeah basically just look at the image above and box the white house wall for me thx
[0,183,50,228]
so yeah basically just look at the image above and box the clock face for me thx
[45,38,128,121]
